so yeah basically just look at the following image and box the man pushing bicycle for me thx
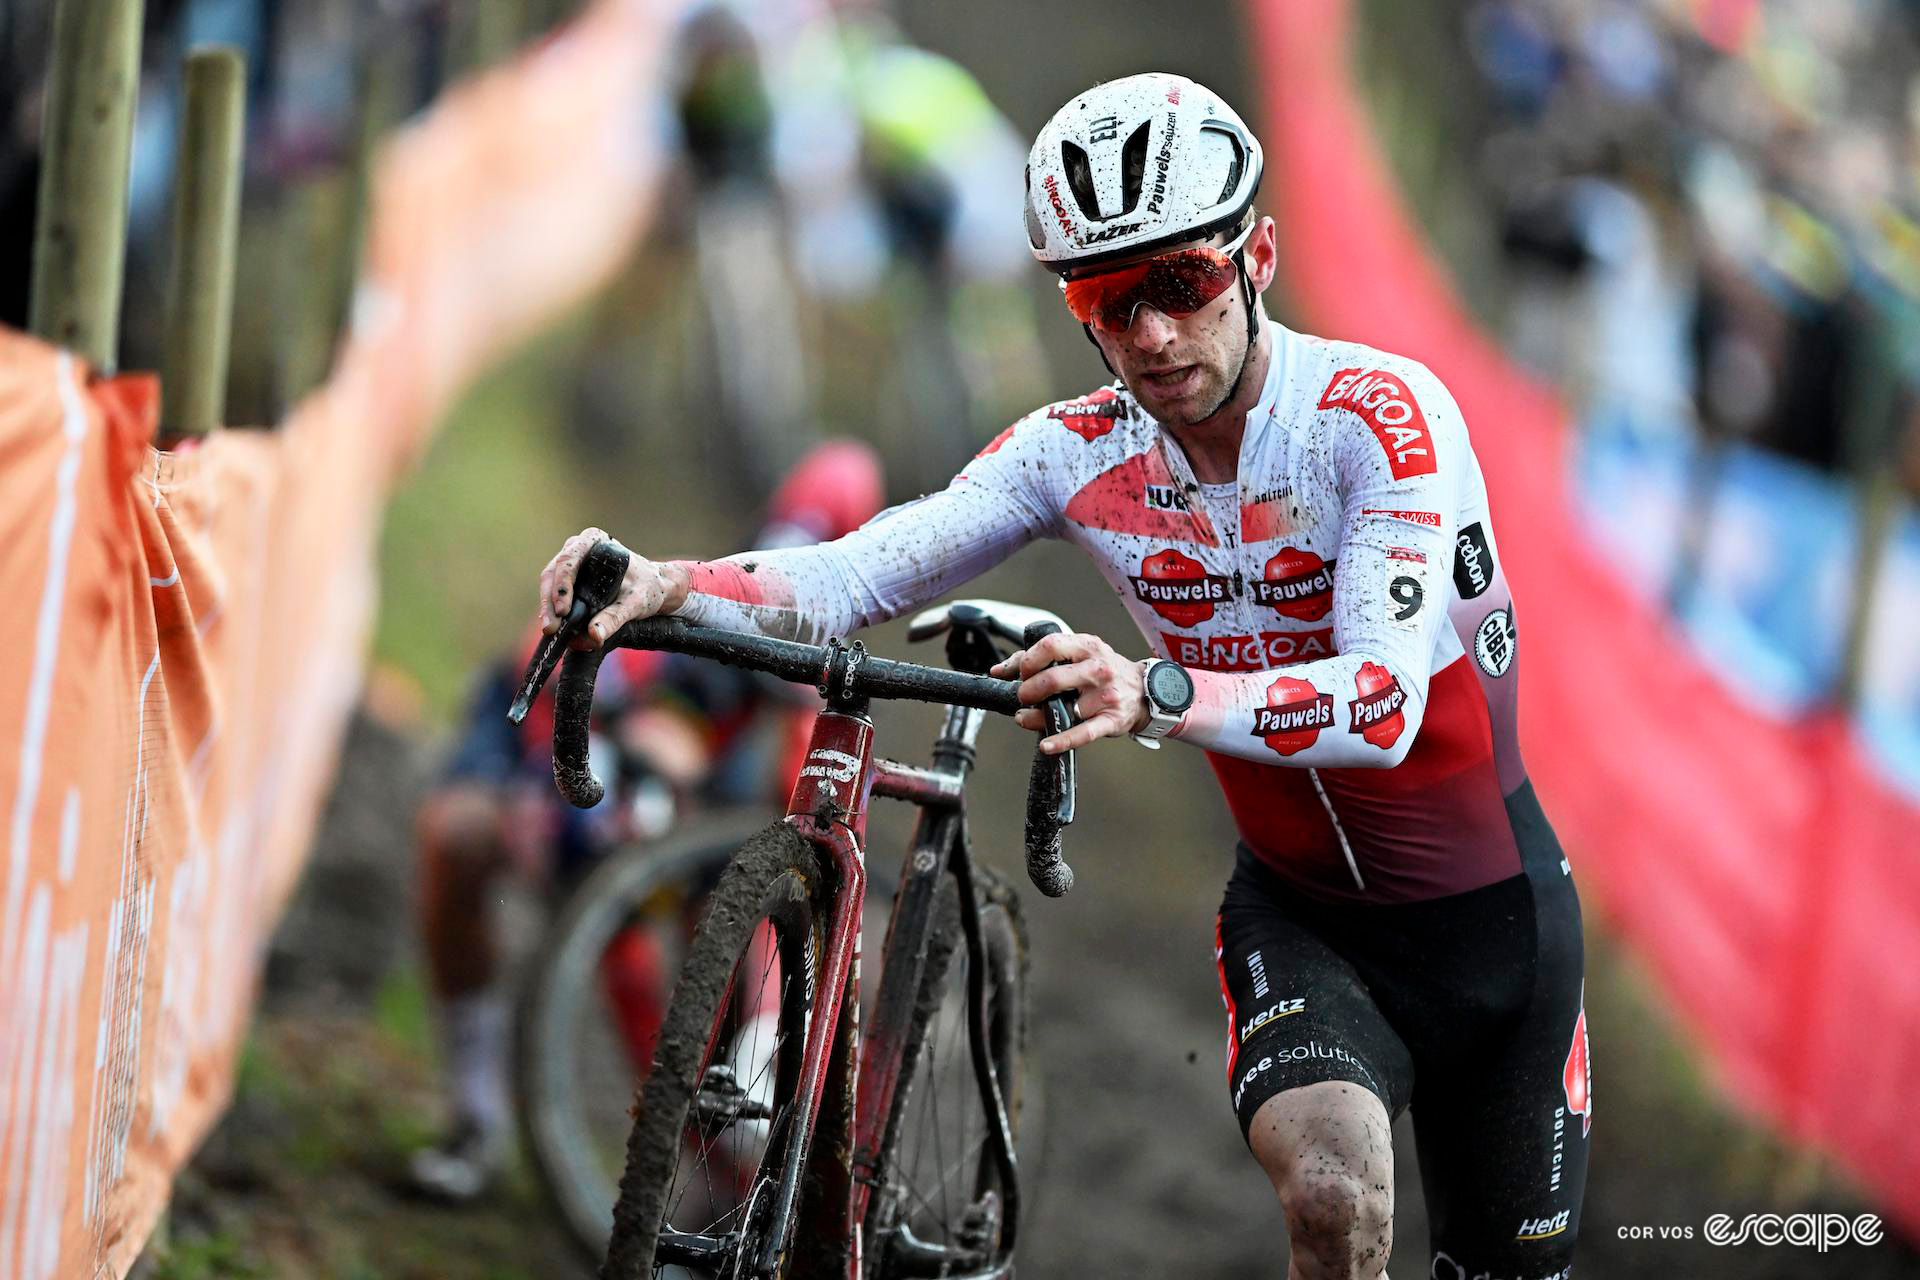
[538,74,1589,1280]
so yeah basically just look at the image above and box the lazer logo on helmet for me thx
[1131,549,1230,626]
[1252,675,1334,756]
[1318,368,1438,480]
[1146,110,1178,216]
[1082,221,1145,245]
[1453,522,1494,599]
[1162,628,1333,672]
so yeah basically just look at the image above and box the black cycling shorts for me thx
[1213,781,1590,1279]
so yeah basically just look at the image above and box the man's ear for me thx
[1246,216,1280,294]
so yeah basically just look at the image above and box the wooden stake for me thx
[29,0,147,370]
[161,47,247,438]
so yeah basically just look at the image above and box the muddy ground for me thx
[143,645,1920,1280]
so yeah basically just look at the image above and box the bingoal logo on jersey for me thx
[1163,628,1334,672]
[1318,368,1438,480]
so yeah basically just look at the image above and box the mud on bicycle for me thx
[513,538,1083,1278]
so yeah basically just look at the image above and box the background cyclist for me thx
[408,440,882,1201]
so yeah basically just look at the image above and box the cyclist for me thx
[537,74,1589,1279]
[409,440,882,1201]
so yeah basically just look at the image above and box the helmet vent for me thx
[1060,140,1102,221]
[1214,132,1246,205]
[1120,121,1150,215]
[1024,165,1045,249]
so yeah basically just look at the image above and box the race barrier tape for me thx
[0,1,672,1273]
[1244,0,1920,1237]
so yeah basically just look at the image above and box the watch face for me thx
[1147,660,1195,714]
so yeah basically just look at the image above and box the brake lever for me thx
[509,538,633,723]
[1021,619,1077,897]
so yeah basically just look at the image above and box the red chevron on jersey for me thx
[1047,387,1126,441]
[1065,450,1220,543]
[1132,548,1231,627]
[1348,661,1408,749]
[974,424,1016,458]
[1252,675,1335,757]
[1563,1001,1592,1136]
[1252,547,1335,621]
[1163,628,1335,671]
[1240,484,1297,543]
[1318,369,1438,480]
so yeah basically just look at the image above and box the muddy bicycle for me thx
[512,540,1080,1278]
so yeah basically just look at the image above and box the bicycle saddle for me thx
[906,599,1070,648]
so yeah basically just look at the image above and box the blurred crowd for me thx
[0,0,1044,492]
[1456,0,1920,779]
[1467,0,1920,493]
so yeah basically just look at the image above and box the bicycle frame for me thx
[690,691,1017,1280]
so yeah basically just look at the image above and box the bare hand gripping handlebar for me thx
[510,540,1079,896]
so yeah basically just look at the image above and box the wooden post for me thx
[160,47,247,438]
[29,0,147,370]
[276,170,349,408]
[274,35,404,411]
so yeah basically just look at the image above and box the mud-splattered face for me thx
[1087,219,1277,428]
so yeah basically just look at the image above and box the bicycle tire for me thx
[602,820,828,1279]
[514,812,775,1265]
[869,865,1030,1276]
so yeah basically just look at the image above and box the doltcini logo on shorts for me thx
[1132,548,1231,626]
[1348,661,1407,749]
[1253,548,1334,621]
[1252,674,1334,757]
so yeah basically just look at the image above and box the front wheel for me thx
[602,821,828,1279]
[514,813,772,1264]
[869,866,1032,1277]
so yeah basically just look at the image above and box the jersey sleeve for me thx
[668,418,1059,644]
[1171,361,1466,768]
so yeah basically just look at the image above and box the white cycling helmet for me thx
[1025,73,1263,278]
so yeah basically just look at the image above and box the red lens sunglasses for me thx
[1061,222,1254,335]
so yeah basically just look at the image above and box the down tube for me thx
[761,809,866,1279]
[849,804,965,1233]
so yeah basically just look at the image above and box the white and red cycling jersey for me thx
[671,321,1527,903]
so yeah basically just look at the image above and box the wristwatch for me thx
[1132,658,1195,749]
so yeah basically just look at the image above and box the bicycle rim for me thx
[515,814,772,1265]
[603,822,826,1280]
[871,867,1029,1275]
